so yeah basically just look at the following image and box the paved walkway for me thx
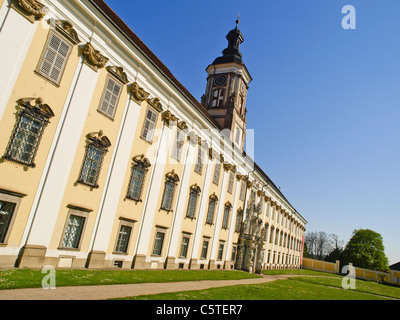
[0,274,290,300]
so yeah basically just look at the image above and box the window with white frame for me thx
[152,228,167,256]
[36,31,73,85]
[141,108,158,142]
[239,180,246,200]
[61,213,87,249]
[194,146,205,174]
[201,238,210,259]
[171,130,185,161]
[217,241,225,261]
[212,161,221,185]
[179,234,191,258]
[98,76,122,119]
[0,192,22,245]
[115,223,133,254]
[227,171,234,194]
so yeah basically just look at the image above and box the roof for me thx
[87,0,305,224]
[390,262,400,271]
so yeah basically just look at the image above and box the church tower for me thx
[201,18,252,151]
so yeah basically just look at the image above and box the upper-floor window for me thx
[194,146,205,174]
[36,31,73,85]
[4,98,54,167]
[227,171,235,194]
[141,108,158,143]
[213,161,221,185]
[98,76,122,119]
[77,131,111,188]
[239,180,246,200]
[171,130,185,161]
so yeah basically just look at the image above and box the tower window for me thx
[211,88,225,107]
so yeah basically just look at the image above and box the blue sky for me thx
[104,0,400,265]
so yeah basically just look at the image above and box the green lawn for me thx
[262,268,342,278]
[118,276,400,300]
[0,269,260,290]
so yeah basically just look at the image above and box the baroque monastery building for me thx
[0,0,307,272]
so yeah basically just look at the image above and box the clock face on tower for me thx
[214,74,227,87]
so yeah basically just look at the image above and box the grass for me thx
[116,278,393,300]
[262,268,342,278]
[0,269,260,290]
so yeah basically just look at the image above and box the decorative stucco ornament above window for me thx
[11,0,48,23]
[82,43,109,72]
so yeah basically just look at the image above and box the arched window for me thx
[186,184,201,219]
[160,170,179,212]
[126,155,151,202]
[206,193,218,225]
[4,98,54,167]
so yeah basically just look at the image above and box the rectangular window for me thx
[179,234,190,258]
[141,108,158,142]
[201,238,210,260]
[127,165,147,201]
[115,224,132,254]
[231,245,237,261]
[194,147,204,174]
[222,205,231,229]
[37,32,72,85]
[206,198,217,225]
[61,214,86,249]
[212,161,221,185]
[98,77,122,119]
[0,201,16,244]
[218,242,225,261]
[152,230,166,256]
[235,210,242,233]
[161,181,177,211]
[186,192,199,219]
[171,130,185,161]
[239,181,246,200]
[227,171,234,194]
[78,144,106,188]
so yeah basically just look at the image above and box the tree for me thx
[304,231,333,260]
[325,234,345,263]
[342,229,389,272]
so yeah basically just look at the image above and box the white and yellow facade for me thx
[0,0,306,271]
